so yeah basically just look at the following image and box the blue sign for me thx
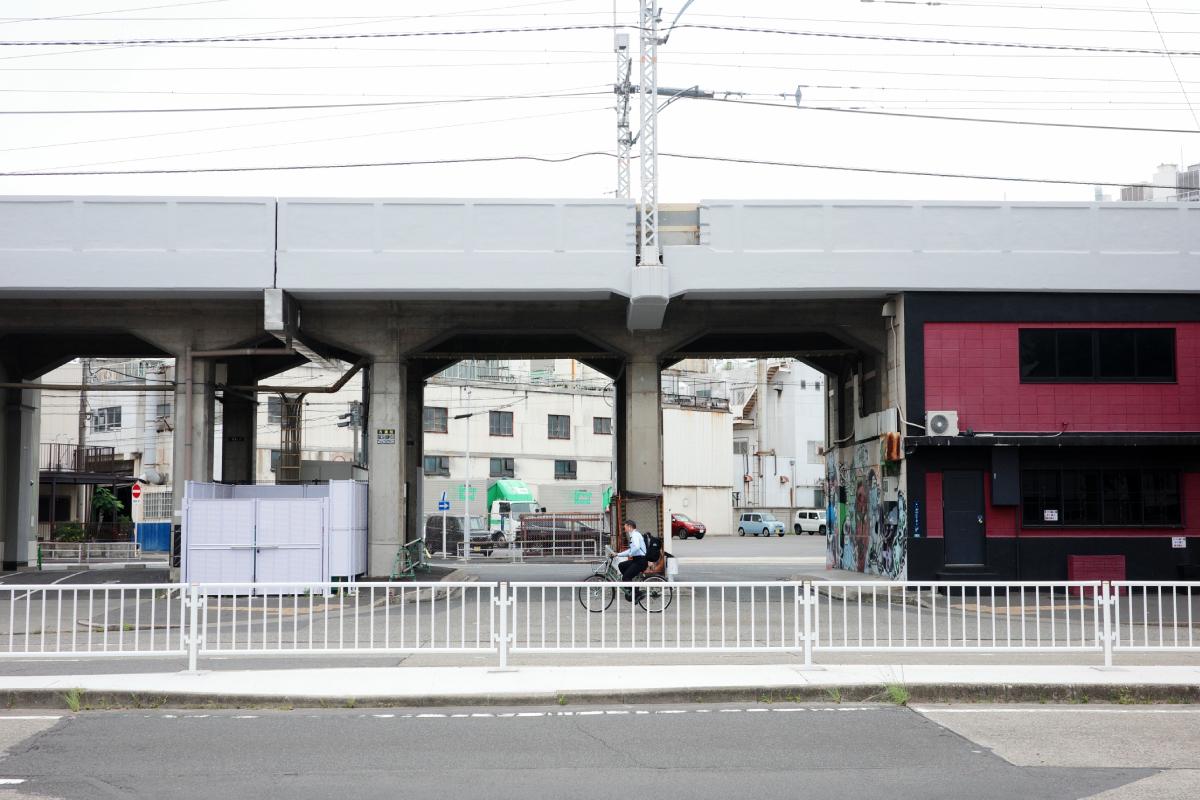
[437,500,451,512]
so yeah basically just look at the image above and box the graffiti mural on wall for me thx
[825,442,907,579]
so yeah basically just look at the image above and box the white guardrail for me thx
[37,542,143,563]
[0,581,1194,669]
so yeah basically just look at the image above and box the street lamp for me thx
[453,387,473,562]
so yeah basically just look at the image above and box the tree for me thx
[92,487,125,531]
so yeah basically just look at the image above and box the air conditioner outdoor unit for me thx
[926,410,959,437]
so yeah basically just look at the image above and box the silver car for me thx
[737,512,786,537]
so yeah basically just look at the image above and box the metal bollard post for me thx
[496,581,510,669]
[802,581,814,667]
[1101,581,1113,668]
[187,583,200,672]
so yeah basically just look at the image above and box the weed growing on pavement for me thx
[344,698,357,709]
[64,688,83,713]
[556,695,568,706]
[826,688,842,704]
[1116,689,1136,705]
[884,684,909,706]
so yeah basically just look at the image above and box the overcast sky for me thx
[1,0,1197,201]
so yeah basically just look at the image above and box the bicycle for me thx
[576,546,674,613]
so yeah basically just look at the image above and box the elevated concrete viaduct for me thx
[2,196,1197,577]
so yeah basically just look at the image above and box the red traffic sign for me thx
[131,484,142,500]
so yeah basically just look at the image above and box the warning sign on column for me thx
[376,428,396,445]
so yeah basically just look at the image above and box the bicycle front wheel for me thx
[636,575,674,613]
[577,574,615,613]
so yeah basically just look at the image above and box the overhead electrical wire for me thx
[695,95,1200,134]
[0,151,1185,191]
[0,87,610,115]
[22,103,609,174]
[3,22,1200,57]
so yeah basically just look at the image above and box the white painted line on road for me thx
[0,779,26,785]
[233,715,258,719]
[417,713,446,718]
[912,707,1200,715]
[517,712,542,717]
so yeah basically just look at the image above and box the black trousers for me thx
[619,556,648,582]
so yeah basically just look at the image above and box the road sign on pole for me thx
[131,484,142,500]
[439,491,449,557]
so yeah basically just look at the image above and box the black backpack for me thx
[644,533,662,562]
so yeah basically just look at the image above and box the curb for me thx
[9,682,1200,711]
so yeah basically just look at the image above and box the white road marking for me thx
[912,707,1200,714]
[146,705,885,722]
[0,779,26,785]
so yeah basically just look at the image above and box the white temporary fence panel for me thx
[183,499,256,585]
[327,480,368,578]
[183,481,367,587]
[254,499,327,586]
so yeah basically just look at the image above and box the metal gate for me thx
[184,497,328,593]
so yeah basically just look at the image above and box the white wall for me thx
[663,407,734,535]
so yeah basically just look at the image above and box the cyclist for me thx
[615,519,648,598]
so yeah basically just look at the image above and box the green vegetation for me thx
[884,684,910,706]
[64,688,83,713]
[826,688,842,704]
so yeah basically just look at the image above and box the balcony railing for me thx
[39,443,131,475]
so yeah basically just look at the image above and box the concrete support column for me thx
[619,355,664,497]
[0,371,40,568]
[366,359,406,576]
[219,364,257,484]
[171,358,215,538]
[403,364,425,553]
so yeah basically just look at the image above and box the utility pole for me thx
[461,387,473,562]
[614,32,633,199]
[77,359,89,522]
[638,0,660,265]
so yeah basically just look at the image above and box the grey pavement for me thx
[0,702,1193,799]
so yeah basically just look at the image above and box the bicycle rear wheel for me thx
[636,575,674,613]
[577,574,615,613]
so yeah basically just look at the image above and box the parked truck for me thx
[486,479,542,544]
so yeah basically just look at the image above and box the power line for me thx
[0,88,609,115]
[1143,1,1200,131]
[669,23,1200,57]
[701,95,1200,134]
[4,21,1200,57]
[0,149,1184,190]
[24,104,609,174]
[0,23,622,47]
[657,152,1183,190]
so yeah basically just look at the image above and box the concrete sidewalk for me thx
[1,663,1197,708]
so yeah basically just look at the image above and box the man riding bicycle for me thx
[615,519,648,596]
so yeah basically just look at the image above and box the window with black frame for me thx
[423,406,448,434]
[423,455,450,476]
[489,410,513,437]
[1021,467,1181,527]
[489,457,515,478]
[554,459,577,479]
[547,414,571,440]
[1019,328,1175,383]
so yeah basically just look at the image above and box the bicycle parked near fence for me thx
[577,545,674,613]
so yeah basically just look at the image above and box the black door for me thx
[943,470,985,566]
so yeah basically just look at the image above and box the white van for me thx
[793,509,827,535]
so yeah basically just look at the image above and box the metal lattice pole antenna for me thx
[638,0,660,265]
[614,32,633,199]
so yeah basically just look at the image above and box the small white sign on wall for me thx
[1171,537,1187,549]
[1043,509,1059,522]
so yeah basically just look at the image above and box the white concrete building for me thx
[720,359,827,525]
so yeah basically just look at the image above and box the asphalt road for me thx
[0,702,1194,800]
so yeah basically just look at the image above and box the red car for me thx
[671,513,706,540]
